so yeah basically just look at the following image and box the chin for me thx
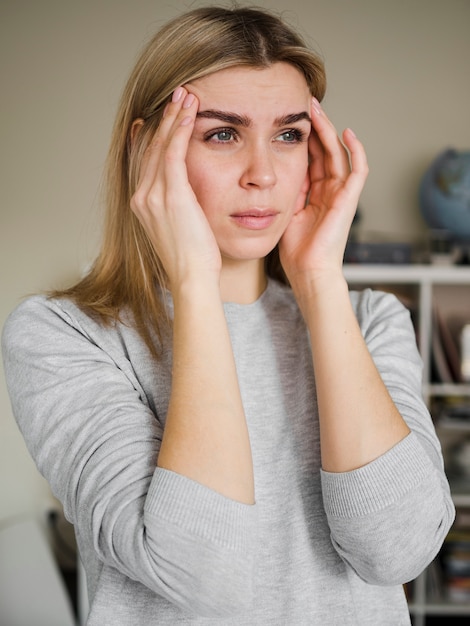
[220,231,283,259]
[221,240,280,263]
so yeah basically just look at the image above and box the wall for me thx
[1,0,470,522]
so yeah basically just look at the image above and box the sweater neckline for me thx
[222,277,275,312]
[162,278,284,315]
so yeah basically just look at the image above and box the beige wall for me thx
[1,0,470,521]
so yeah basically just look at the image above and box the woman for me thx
[2,5,454,625]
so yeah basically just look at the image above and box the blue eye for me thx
[215,130,233,141]
[278,129,305,143]
[205,128,237,143]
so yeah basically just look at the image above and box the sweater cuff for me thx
[145,467,257,552]
[320,432,436,518]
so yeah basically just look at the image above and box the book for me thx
[431,304,464,383]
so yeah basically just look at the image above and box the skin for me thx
[131,62,410,504]
[184,63,311,301]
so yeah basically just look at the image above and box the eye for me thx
[277,129,307,143]
[204,128,238,143]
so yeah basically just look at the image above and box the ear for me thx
[130,118,145,146]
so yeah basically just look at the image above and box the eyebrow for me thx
[196,109,311,127]
[276,112,312,126]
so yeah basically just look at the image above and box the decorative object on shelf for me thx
[344,240,412,264]
[420,149,470,240]
[344,206,414,265]
[429,229,461,266]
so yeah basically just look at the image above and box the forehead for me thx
[186,63,311,115]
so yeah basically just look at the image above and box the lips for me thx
[230,208,279,230]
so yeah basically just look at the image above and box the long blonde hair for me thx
[54,5,326,357]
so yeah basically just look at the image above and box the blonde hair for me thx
[54,5,326,357]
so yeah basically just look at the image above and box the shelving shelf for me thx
[409,602,470,616]
[344,263,470,626]
[451,493,470,508]
[428,384,470,397]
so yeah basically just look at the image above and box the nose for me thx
[239,141,277,189]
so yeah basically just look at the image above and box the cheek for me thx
[285,154,309,197]
[287,142,309,177]
[186,148,230,213]
[185,145,199,187]
[185,152,209,205]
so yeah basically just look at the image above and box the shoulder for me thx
[349,286,407,314]
[3,294,100,347]
[349,287,411,329]
[2,294,145,364]
[349,288,420,368]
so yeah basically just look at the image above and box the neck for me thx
[219,258,267,304]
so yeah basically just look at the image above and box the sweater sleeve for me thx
[320,289,455,585]
[1,296,257,616]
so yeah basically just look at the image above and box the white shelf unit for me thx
[343,263,470,626]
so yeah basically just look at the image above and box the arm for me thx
[161,280,254,504]
[281,99,409,472]
[280,98,454,580]
[298,273,410,472]
[130,87,254,504]
[1,297,257,616]
[1,88,257,615]
[321,289,455,583]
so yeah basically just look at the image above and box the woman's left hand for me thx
[279,98,368,289]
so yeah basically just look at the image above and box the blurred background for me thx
[1,0,470,583]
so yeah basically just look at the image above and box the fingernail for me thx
[183,93,195,109]
[172,87,184,103]
[312,97,322,115]
[347,128,357,138]
[180,116,192,127]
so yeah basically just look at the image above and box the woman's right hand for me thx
[130,87,222,291]
[131,92,254,506]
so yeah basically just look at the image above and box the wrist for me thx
[290,268,349,309]
[171,274,222,310]
[290,268,347,298]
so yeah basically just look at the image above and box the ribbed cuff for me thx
[145,468,257,552]
[320,432,435,518]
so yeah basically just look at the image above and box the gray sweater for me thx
[2,279,454,625]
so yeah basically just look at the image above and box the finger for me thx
[137,87,189,190]
[308,129,326,184]
[310,98,350,180]
[162,92,198,161]
[133,89,198,211]
[341,128,369,197]
[151,92,199,199]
